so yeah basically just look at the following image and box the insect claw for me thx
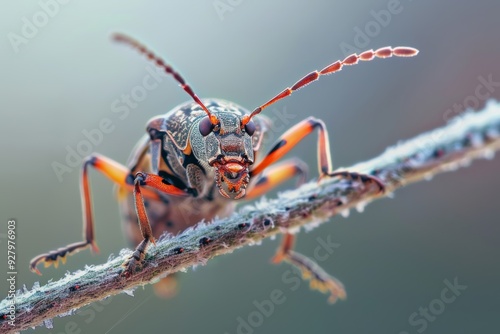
[308,275,347,304]
[271,251,285,264]
[90,242,100,254]
[30,263,42,276]
[234,188,246,200]
[326,280,347,304]
[219,187,231,199]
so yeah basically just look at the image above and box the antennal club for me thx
[242,46,419,125]
[113,33,219,125]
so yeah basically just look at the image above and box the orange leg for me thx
[250,118,382,302]
[250,117,332,177]
[250,117,385,192]
[246,157,345,302]
[122,172,193,276]
[245,159,308,200]
[273,234,346,303]
[29,154,160,275]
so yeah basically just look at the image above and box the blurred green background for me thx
[1,1,500,333]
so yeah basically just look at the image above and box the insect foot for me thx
[121,251,145,278]
[121,239,150,278]
[30,241,95,275]
[30,250,68,275]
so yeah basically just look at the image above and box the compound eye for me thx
[199,116,215,136]
[244,120,256,136]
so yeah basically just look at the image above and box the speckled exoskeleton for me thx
[30,33,418,302]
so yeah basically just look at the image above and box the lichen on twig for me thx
[1,100,500,333]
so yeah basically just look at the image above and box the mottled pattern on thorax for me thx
[165,99,246,150]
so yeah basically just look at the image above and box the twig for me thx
[2,100,500,333]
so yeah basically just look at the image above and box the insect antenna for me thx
[241,46,419,125]
[113,33,219,124]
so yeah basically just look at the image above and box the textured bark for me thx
[1,101,500,333]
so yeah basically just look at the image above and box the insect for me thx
[30,33,418,302]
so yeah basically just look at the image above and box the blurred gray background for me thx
[1,1,500,333]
